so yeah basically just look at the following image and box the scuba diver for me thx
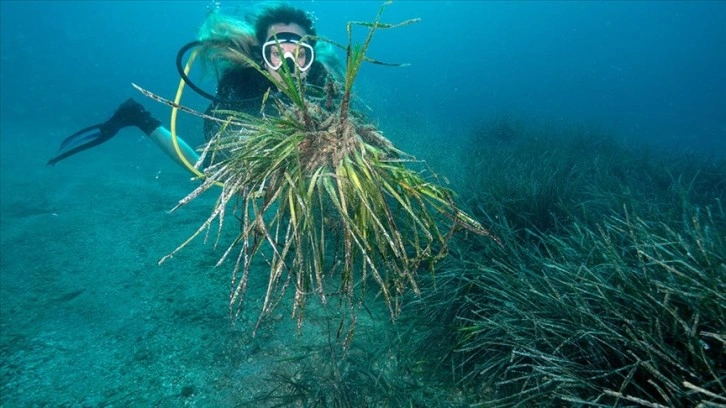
[47,3,341,170]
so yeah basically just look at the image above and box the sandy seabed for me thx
[0,123,393,406]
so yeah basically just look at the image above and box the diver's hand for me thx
[47,98,161,166]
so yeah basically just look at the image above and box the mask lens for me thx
[262,33,315,72]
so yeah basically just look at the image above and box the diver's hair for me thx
[196,11,258,75]
[253,3,317,46]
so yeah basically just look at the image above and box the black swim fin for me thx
[47,123,111,166]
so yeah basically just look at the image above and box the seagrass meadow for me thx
[392,117,726,406]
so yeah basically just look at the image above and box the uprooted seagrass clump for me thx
[160,4,496,336]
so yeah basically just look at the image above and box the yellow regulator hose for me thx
[171,47,223,187]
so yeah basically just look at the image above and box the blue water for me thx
[2,1,724,157]
[1,1,725,405]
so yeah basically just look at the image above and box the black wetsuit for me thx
[203,61,331,141]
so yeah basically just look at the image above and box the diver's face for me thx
[264,23,311,83]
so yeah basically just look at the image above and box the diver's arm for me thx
[147,127,201,172]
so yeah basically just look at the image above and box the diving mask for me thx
[262,32,315,72]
